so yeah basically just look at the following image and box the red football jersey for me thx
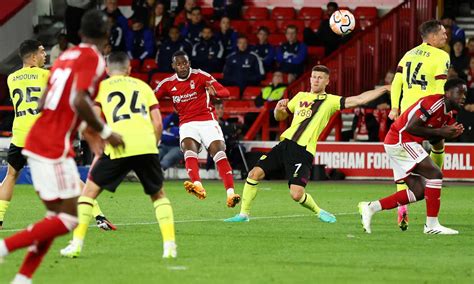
[155,69,229,125]
[385,95,456,145]
[23,44,106,161]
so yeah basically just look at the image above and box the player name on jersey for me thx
[10,74,39,81]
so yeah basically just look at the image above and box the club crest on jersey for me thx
[190,80,195,89]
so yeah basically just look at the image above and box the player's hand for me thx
[205,81,217,96]
[276,99,289,111]
[439,123,464,139]
[388,108,399,120]
[82,126,105,156]
[106,132,125,150]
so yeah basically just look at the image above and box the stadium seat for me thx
[141,58,158,73]
[307,46,325,60]
[150,72,173,90]
[277,20,305,33]
[271,7,295,20]
[201,7,214,19]
[267,34,287,46]
[243,7,268,20]
[308,19,321,31]
[358,19,376,30]
[354,7,378,19]
[254,20,278,34]
[130,72,148,82]
[225,86,241,99]
[130,59,141,72]
[242,86,262,100]
[117,0,132,5]
[231,20,250,34]
[297,7,323,20]
[211,72,223,80]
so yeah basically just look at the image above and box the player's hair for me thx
[80,10,109,39]
[107,51,130,71]
[190,7,201,13]
[312,65,330,75]
[172,50,189,62]
[19,39,42,60]
[444,78,466,92]
[327,2,339,10]
[419,20,443,39]
[258,26,270,35]
[286,25,298,32]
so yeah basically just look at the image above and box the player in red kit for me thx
[358,78,466,235]
[155,51,241,207]
[0,10,124,282]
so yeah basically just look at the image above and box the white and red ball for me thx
[329,10,356,35]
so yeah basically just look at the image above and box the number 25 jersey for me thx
[7,67,49,147]
[23,44,106,161]
[391,42,450,113]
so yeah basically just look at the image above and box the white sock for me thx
[426,217,440,228]
[239,213,248,218]
[226,188,235,196]
[11,274,32,284]
[368,201,382,213]
[0,239,8,257]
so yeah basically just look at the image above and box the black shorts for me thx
[89,153,164,195]
[7,144,27,172]
[256,139,313,187]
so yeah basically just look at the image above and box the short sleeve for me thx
[154,80,168,99]
[287,92,302,113]
[75,52,105,95]
[145,83,159,109]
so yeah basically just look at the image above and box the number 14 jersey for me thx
[95,75,159,159]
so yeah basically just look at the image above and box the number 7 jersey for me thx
[23,44,106,161]
[391,42,450,113]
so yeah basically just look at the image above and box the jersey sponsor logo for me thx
[299,101,314,108]
[172,92,197,103]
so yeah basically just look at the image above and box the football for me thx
[329,10,356,35]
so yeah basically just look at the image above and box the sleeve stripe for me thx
[149,104,160,110]
[435,74,447,80]
[340,97,346,110]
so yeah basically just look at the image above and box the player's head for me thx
[419,20,446,48]
[79,10,110,52]
[19,39,46,68]
[310,65,330,93]
[106,51,131,76]
[444,78,466,110]
[214,100,224,119]
[172,50,191,79]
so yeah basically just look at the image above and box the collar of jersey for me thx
[176,69,193,81]
[79,43,99,51]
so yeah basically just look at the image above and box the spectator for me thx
[150,2,173,46]
[303,1,342,56]
[174,0,196,27]
[467,37,474,57]
[49,33,75,65]
[156,26,193,72]
[180,7,206,44]
[451,40,469,81]
[132,0,157,23]
[223,36,265,92]
[215,17,238,58]
[103,0,128,32]
[159,112,183,170]
[213,0,243,19]
[276,25,308,76]
[251,27,275,73]
[65,0,92,44]
[126,16,156,60]
[191,26,224,73]
[108,15,127,52]
[457,87,474,142]
[441,15,466,44]
[468,57,474,89]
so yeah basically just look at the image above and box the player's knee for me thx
[248,167,264,181]
[289,186,304,201]
[431,169,443,180]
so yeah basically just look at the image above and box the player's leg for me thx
[430,139,445,169]
[181,136,207,199]
[395,181,409,231]
[0,144,27,229]
[77,177,115,231]
[207,140,240,207]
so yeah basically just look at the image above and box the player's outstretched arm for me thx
[274,99,289,121]
[406,116,464,140]
[344,85,390,109]
[206,80,230,98]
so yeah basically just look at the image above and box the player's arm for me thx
[433,55,449,94]
[274,98,289,121]
[150,106,163,143]
[406,115,463,140]
[344,85,391,109]
[389,64,404,119]
[206,79,230,97]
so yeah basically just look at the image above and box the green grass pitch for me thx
[0,181,473,283]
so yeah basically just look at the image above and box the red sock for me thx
[425,179,442,217]
[18,239,53,278]
[4,215,72,252]
[184,150,200,182]
[214,151,234,190]
[379,190,410,210]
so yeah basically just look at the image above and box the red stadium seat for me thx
[211,72,223,80]
[242,86,262,100]
[297,7,323,20]
[243,7,268,20]
[231,20,250,34]
[308,19,321,32]
[130,72,148,82]
[130,59,141,72]
[141,58,158,73]
[358,19,376,30]
[307,46,325,60]
[271,7,295,20]
[150,72,173,90]
[117,0,132,5]
[254,20,278,34]
[225,86,241,99]
[277,20,305,33]
[354,7,378,19]
[201,7,214,19]
[267,34,287,46]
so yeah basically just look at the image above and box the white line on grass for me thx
[0,212,358,233]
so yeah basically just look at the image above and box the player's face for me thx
[105,0,117,12]
[34,45,47,68]
[432,25,447,48]
[172,55,190,78]
[310,71,329,93]
[447,84,467,109]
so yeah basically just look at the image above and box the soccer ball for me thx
[329,10,356,35]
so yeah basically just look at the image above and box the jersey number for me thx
[12,87,41,117]
[44,68,72,110]
[107,91,147,123]
[405,62,428,90]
